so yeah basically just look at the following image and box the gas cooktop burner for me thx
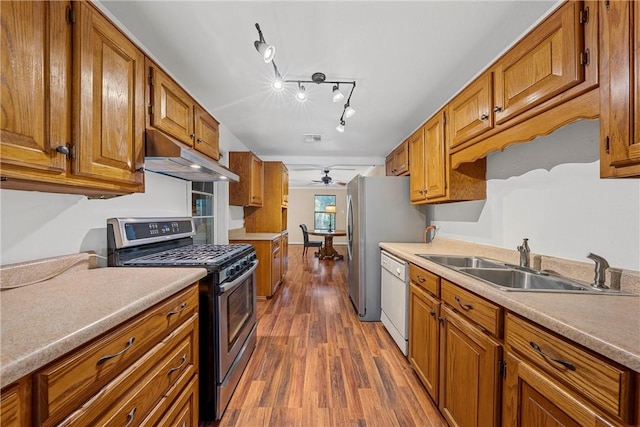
[126,244,252,266]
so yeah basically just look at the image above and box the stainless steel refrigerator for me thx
[346,175,427,321]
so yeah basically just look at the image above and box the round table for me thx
[307,229,346,260]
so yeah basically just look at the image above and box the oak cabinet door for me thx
[448,73,493,149]
[408,283,440,403]
[0,1,70,173]
[250,155,264,206]
[194,105,220,161]
[73,2,144,186]
[493,1,584,125]
[408,129,426,203]
[502,352,617,427]
[600,0,640,176]
[439,306,501,427]
[149,65,194,146]
[424,111,447,200]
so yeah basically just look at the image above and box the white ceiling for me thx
[99,0,558,188]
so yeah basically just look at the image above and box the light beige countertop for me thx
[229,229,283,241]
[380,239,640,372]
[0,253,207,387]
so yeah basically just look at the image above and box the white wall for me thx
[0,172,190,265]
[431,119,640,271]
[288,188,348,245]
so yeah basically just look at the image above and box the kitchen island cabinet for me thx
[230,231,285,298]
[0,0,145,197]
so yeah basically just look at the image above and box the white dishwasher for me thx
[380,250,409,355]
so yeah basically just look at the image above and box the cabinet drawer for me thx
[142,374,198,427]
[60,314,198,426]
[35,285,198,424]
[505,313,633,421]
[409,264,440,297]
[441,280,502,337]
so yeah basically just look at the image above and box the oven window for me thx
[226,279,254,350]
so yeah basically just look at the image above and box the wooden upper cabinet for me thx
[386,140,410,176]
[599,0,640,177]
[0,1,70,174]
[408,129,427,203]
[448,72,494,149]
[73,1,144,187]
[229,151,264,207]
[194,105,220,161]
[281,165,289,207]
[148,63,195,146]
[493,1,584,125]
[424,111,446,200]
[1,1,144,195]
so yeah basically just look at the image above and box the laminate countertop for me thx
[380,239,640,372]
[0,253,207,387]
[229,231,284,241]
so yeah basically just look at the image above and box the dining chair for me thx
[299,224,322,256]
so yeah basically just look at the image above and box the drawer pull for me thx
[167,302,187,318]
[529,341,576,371]
[429,310,436,317]
[454,296,473,310]
[168,354,188,375]
[125,407,137,427]
[96,337,135,366]
[417,275,426,283]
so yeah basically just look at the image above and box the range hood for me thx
[144,129,239,182]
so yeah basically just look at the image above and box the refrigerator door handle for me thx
[346,194,353,260]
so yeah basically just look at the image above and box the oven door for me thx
[216,260,258,380]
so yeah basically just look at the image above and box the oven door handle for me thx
[219,260,259,294]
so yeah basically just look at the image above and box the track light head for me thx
[344,104,356,118]
[272,79,284,92]
[296,83,307,102]
[336,120,345,133]
[254,40,275,63]
[332,85,344,103]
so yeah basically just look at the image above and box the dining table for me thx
[307,229,346,260]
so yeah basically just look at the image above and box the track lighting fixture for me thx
[254,23,275,63]
[253,23,358,132]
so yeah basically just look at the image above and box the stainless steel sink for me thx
[458,267,593,292]
[417,254,634,295]
[418,254,509,269]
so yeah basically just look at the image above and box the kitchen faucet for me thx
[586,253,610,289]
[517,238,530,268]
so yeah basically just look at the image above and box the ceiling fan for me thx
[312,169,347,186]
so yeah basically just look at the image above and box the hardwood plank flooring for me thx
[204,245,446,427]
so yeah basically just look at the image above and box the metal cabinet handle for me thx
[493,106,502,113]
[197,138,203,143]
[168,354,187,375]
[96,337,135,366]
[480,114,489,120]
[454,296,473,310]
[124,407,137,427]
[190,133,195,139]
[429,310,436,317]
[416,275,426,283]
[55,145,70,155]
[167,302,187,318]
[529,341,576,371]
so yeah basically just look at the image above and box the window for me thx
[192,182,215,244]
[314,195,336,230]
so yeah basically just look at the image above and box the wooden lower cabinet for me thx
[0,377,31,427]
[230,235,284,298]
[502,352,618,427]
[439,305,501,427]
[408,283,440,403]
[281,231,289,282]
[24,284,200,427]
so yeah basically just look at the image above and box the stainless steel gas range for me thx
[107,217,258,421]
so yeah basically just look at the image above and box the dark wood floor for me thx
[205,245,445,426]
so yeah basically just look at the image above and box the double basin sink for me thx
[419,254,631,295]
